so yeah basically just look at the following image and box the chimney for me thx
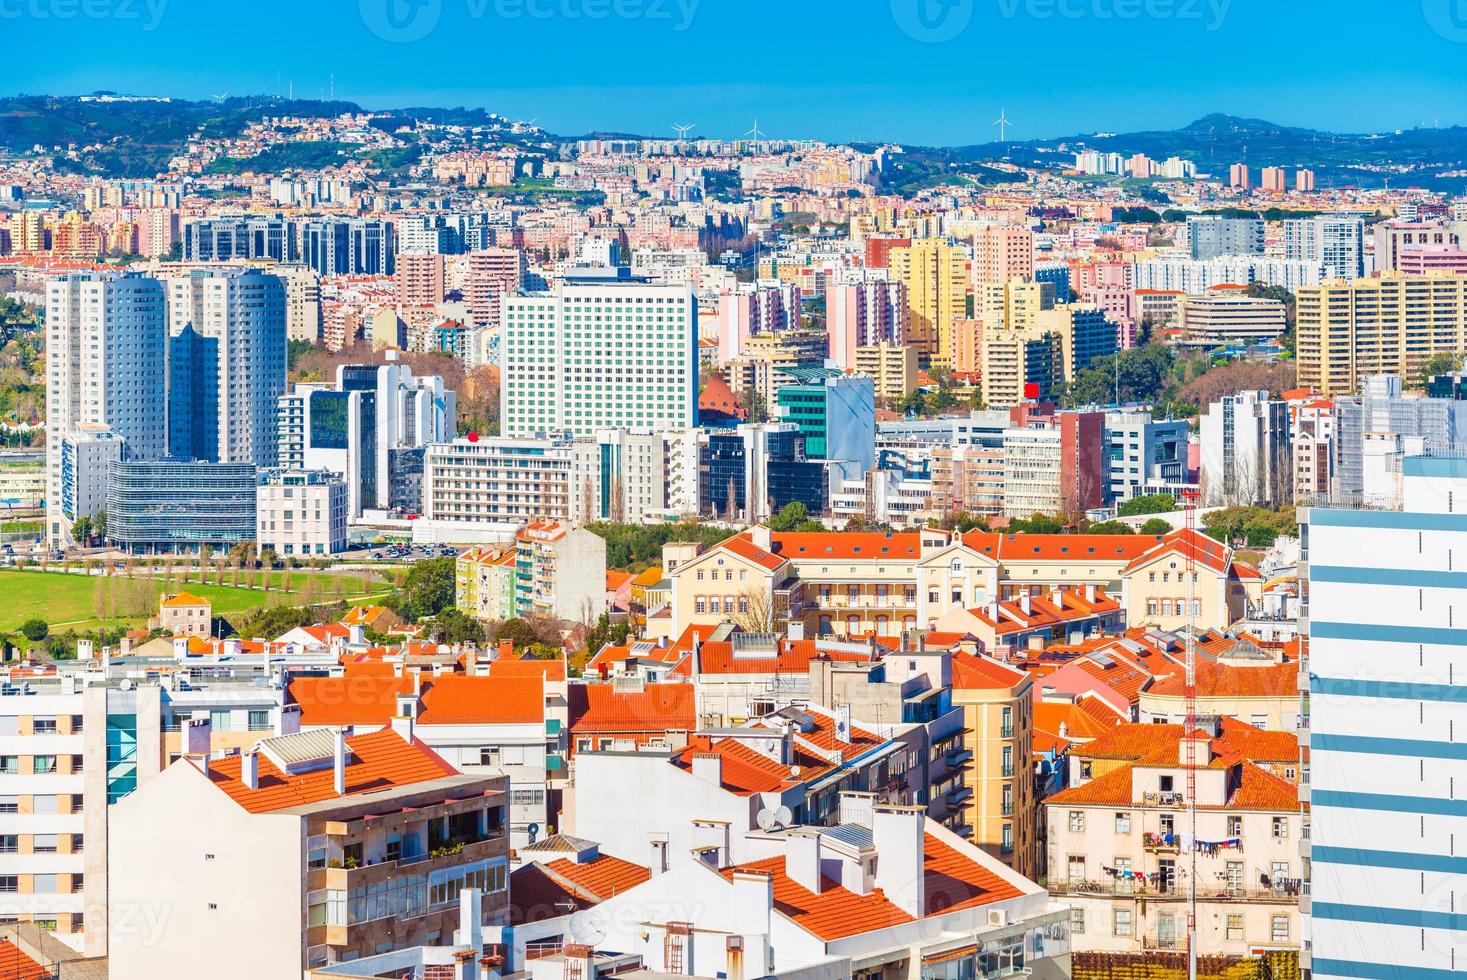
[393,659,404,678]
[649,838,669,875]
[784,829,824,894]
[563,945,596,980]
[172,637,189,660]
[872,805,925,918]
[185,716,212,756]
[348,624,366,646]
[455,887,484,974]
[1019,593,1032,617]
[787,620,805,641]
[729,871,772,975]
[691,752,723,787]
[1085,583,1097,604]
[241,749,259,790]
[274,703,302,736]
[749,525,772,551]
[120,635,132,657]
[333,728,348,796]
[834,703,852,744]
[223,638,242,657]
[499,639,513,661]
[391,713,415,744]
[77,639,93,662]
[1050,588,1063,610]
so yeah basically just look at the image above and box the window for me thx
[1271,915,1289,942]
[32,756,56,775]
[1250,714,1268,729]
[1273,817,1289,838]
[0,877,15,893]
[0,837,13,854]
[33,835,57,853]
[1226,914,1243,941]
[1066,855,1086,883]
[1114,857,1133,894]
[248,710,271,732]
[1227,814,1242,837]
[1226,861,1244,895]
[1113,908,1133,937]
[1069,811,1085,832]
[1159,775,1174,792]
[31,717,56,735]
[0,757,14,775]
[1160,813,1174,835]
[1115,812,1131,834]
[33,875,57,894]
[1069,907,1085,935]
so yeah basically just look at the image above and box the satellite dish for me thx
[527,822,540,843]
[568,910,607,946]
[773,806,794,827]
[756,808,777,832]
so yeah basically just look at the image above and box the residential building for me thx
[1260,166,1287,193]
[255,469,348,557]
[45,272,168,545]
[1296,272,1467,395]
[1328,373,1467,505]
[513,522,607,622]
[104,460,257,554]
[889,238,969,364]
[950,653,1037,877]
[826,278,906,368]
[1046,721,1302,956]
[716,281,800,362]
[1103,412,1189,503]
[852,342,918,400]
[165,269,287,468]
[1283,216,1365,280]
[1371,220,1459,272]
[1121,528,1262,632]
[422,436,574,528]
[1302,455,1467,980]
[1199,389,1292,506]
[464,247,525,329]
[972,226,1034,287]
[157,591,212,637]
[1001,412,1107,517]
[456,546,517,622]
[1188,216,1264,260]
[501,277,697,438]
[108,728,509,978]
[395,251,445,306]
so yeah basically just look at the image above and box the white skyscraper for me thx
[165,268,287,468]
[500,276,698,438]
[1303,456,1467,979]
[45,272,168,544]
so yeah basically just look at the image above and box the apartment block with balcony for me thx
[1045,720,1302,957]
[950,653,1036,878]
[108,727,509,980]
[513,521,607,622]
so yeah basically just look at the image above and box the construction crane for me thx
[1183,488,1200,980]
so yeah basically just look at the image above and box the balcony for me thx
[999,725,1014,740]
[1142,832,1181,852]
[1142,791,1186,807]
[1047,879,1301,903]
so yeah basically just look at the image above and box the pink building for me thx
[1398,245,1467,275]
[972,226,1034,287]
[717,282,801,363]
[826,280,906,368]
[1074,261,1132,301]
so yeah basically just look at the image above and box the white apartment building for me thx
[256,469,349,556]
[1283,217,1365,280]
[501,277,698,438]
[1178,293,1288,347]
[580,428,700,523]
[45,272,168,545]
[1132,257,1325,295]
[1303,456,1467,980]
[422,436,576,528]
[164,268,287,468]
[1200,389,1292,507]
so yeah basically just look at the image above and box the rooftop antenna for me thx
[993,109,1012,145]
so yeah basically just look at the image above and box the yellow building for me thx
[1120,528,1263,632]
[1297,271,1467,395]
[951,652,1036,878]
[455,546,516,622]
[889,239,970,365]
[852,341,919,400]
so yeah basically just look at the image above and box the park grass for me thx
[0,568,394,633]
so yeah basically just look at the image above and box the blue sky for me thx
[6,0,1467,144]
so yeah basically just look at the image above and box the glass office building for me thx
[105,460,258,554]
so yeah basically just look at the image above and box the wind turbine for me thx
[744,118,766,142]
[993,109,1012,145]
[213,92,230,102]
[672,123,696,140]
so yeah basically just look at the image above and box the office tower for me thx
[972,226,1034,287]
[396,251,445,306]
[422,436,576,525]
[700,422,827,522]
[1372,221,1461,272]
[1302,457,1467,980]
[182,216,293,262]
[1103,411,1189,502]
[1295,168,1316,192]
[299,218,395,276]
[774,368,876,473]
[165,269,287,468]
[1327,374,1467,506]
[1229,163,1251,189]
[464,247,525,329]
[1000,411,1107,516]
[1260,166,1287,192]
[1296,273,1467,395]
[1284,217,1366,280]
[1188,216,1265,260]
[106,459,258,554]
[888,239,969,365]
[1199,389,1291,506]
[826,279,907,368]
[277,353,455,517]
[45,272,168,544]
[500,277,697,438]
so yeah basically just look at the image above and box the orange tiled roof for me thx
[160,590,209,608]
[510,853,652,924]
[962,531,1158,563]
[342,605,388,626]
[1124,527,1232,575]
[672,734,835,795]
[1146,659,1297,700]
[716,534,787,572]
[606,570,633,592]
[418,675,545,725]
[207,728,459,814]
[951,651,1027,691]
[720,833,1024,941]
[770,531,923,560]
[485,657,566,682]
[0,940,49,980]
[570,683,696,733]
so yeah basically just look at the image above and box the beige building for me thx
[852,341,919,399]
[1296,271,1467,394]
[108,727,510,979]
[1178,292,1287,347]
[157,591,212,638]
[1121,528,1262,632]
[950,653,1036,879]
[1046,721,1303,957]
[1137,646,1301,732]
[255,469,348,557]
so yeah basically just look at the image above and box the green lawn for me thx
[0,568,393,633]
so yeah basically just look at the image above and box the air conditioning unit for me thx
[987,909,1008,928]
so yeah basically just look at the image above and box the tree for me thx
[70,516,92,545]
[584,612,632,657]
[738,387,769,424]
[1139,517,1174,535]
[1085,520,1134,535]
[1420,350,1464,389]
[1065,343,1176,408]
[1117,494,1176,517]
[494,618,546,650]
[1007,513,1065,534]
[387,556,456,622]
[228,540,256,568]
[767,501,823,533]
[93,510,107,542]
[432,607,486,645]
[19,618,48,642]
